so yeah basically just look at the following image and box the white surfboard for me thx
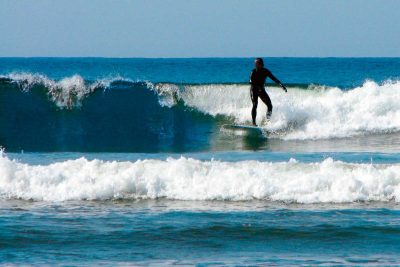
[221,124,266,136]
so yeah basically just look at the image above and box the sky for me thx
[0,0,399,57]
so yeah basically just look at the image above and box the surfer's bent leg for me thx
[259,88,273,119]
[250,86,258,126]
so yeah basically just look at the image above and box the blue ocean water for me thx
[1,58,400,266]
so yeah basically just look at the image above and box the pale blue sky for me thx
[0,0,399,57]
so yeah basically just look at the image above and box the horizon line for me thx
[1,56,400,59]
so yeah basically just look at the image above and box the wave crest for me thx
[1,154,400,203]
[1,73,129,108]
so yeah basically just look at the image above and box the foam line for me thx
[1,154,399,202]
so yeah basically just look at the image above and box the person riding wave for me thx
[249,58,287,126]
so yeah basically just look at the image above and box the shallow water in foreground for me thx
[1,199,400,266]
[0,151,399,265]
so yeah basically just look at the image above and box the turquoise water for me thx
[1,58,400,265]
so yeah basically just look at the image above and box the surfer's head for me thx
[254,58,264,70]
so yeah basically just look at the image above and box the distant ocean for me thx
[1,58,400,266]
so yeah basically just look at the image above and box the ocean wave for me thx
[0,153,399,203]
[155,80,400,139]
[0,72,134,108]
[0,73,217,152]
[1,72,400,141]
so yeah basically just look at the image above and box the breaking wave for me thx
[0,153,399,203]
[1,72,400,152]
[155,80,400,139]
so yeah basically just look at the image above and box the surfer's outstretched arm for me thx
[267,70,287,93]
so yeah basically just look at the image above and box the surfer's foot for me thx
[252,122,257,126]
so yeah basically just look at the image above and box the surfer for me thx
[250,58,287,126]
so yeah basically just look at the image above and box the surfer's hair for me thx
[255,58,264,66]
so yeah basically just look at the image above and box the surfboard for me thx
[222,124,265,136]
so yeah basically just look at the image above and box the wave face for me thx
[1,73,400,152]
[0,73,216,152]
[1,153,399,202]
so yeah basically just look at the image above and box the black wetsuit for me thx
[249,67,282,124]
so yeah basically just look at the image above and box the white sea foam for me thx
[0,154,399,203]
[156,80,400,140]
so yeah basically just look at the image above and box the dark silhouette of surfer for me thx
[250,58,287,126]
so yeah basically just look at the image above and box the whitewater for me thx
[157,80,400,139]
[1,153,399,203]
